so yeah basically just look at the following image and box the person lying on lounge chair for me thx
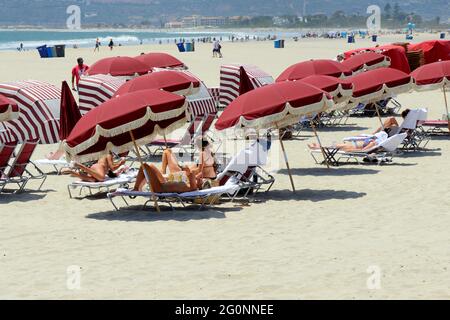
[133,163,198,193]
[308,131,388,152]
[64,153,127,182]
[373,109,410,134]
[161,138,217,185]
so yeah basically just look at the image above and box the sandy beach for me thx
[1,32,450,299]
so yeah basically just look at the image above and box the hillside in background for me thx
[0,0,448,27]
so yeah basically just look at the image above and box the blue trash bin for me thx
[176,43,185,52]
[50,46,57,58]
[46,46,53,58]
[37,45,48,58]
[185,42,194,52]
[274,40,280,48]
[348,35,355,43]
[372,35,378,42]
[440,33,446,39]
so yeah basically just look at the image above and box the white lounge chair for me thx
[310,133,408,166]
[107,178,240,211]
[67,169,138,199]
[34,158,72,174]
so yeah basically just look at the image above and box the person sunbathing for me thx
[308,131,388,152]
[133,163,198,193]
[64,153,127,182]
[161,138,217,187]
[373,109,410,135]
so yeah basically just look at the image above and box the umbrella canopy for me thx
[299,75,353,98]
[411,60,450,90]
[342,68,413,105]
[0,80,61,144]
[113,70,200,98]
[341,52,391,74]
[276,59,351,82]
[63,89,187,162]
[0,94,19,122]
[135,52,185,70]
[59,81,82,140]
[86,56,150,77]
[299,75,353,111]
[215,81,332,131]
[408,40,450,64]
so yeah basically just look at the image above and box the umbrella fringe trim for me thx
[348,79,413,105]
[63,118,187,163]
[413,77,450,92]
[63,101,188,160]
[228,94,332,130]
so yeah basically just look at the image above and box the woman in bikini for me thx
[308,131,388,153]
[65,153,127,182]
[133,138,218,192]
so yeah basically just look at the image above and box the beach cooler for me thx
[55,45,66,57]
[37,45,48,58]
[440,33,446,39]
[176,43,185,52]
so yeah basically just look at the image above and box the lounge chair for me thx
[310,133,408,166]
[216,139,275,199]
[107,178,240,211]
[0,141,18,192]
[390,108,430,151]
[418,119,449,135]
[34,158,72,174]
[67,169,138,199]
[0,140,47,193]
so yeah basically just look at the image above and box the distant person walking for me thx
[108,38,114,51]
[213,40,222,58]
[94,38,100,53]
[71,57,89,91]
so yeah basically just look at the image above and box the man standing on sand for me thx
[71,57,89,91]
[108,38,114,51]
[213,40,222,58]
[94,38,100,53]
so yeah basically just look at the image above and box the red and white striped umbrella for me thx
[0,80,61,144]
[113,70,200,98]
[78,74,126,115]
[0,94,19,122]
[63,89,188,162]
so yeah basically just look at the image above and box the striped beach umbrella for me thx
[78,74,126,115]
[0,80,61,144]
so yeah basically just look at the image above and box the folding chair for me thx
[0,142,18,192]
[0,140,47,193]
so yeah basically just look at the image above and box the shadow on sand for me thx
[258,188,366,202]
[0,190,52,204]
[86,204,243,222]
[277,167,380,176]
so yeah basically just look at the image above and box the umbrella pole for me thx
[129,130,160,213]
[276,123,296,192]
[443,84,450,132]
[310,121,330,169]
[374,103,384,130]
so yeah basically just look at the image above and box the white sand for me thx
[1,32,450,299]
